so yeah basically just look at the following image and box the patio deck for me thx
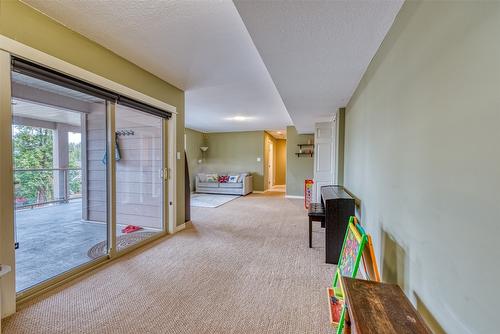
[16,199,163,292]
[15,199,107,291]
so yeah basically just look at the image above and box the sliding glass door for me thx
[0,51,170,298]
[11,71,109,292]
[7,58,170,295]
[114,105,164,251]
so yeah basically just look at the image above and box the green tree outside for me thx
[13,125,82,207]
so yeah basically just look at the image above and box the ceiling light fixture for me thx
[224,116,253,121]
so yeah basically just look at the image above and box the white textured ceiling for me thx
[234,0,403,133]
[23,0,402,134]
[23,0,292,132]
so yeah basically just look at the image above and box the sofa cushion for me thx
[206,173,218,182]
[228,175,240,183]
[218,175,229,183]
[197,173,207,182]
[220,183,243,188]
[198,182,219,188]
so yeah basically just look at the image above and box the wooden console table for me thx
[342,277,432,334]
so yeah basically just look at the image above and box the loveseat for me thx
[195,172,253,195]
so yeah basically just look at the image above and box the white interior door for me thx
[313,121,336,201]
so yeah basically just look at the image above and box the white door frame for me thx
[0,36,176,114]
[106,102,117,258]
[167,113,177,234]
[0,49,16,317]
[0,36,178,315]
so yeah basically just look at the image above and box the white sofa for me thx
[195,172,253,195]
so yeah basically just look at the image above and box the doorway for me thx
[265,131,286,192]
[268,141,274,189]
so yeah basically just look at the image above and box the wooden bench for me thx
[308,202,325,248]
[342,277,432,334]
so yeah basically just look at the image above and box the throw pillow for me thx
[206,173,218,182]
[218,175,229,183]
[228,175,240,183]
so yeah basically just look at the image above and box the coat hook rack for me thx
[116,129,135,136]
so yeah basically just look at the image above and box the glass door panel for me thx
[114,105,164,251]
[11,71,109,292]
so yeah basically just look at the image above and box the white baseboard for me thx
[174,223,186,233]
[285,195,304,199]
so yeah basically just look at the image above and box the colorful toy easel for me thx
[328,216,380,333]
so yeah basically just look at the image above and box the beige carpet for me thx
[3,192,336,334]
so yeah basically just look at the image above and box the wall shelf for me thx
[295,152,313,157]
[296,143,314,157]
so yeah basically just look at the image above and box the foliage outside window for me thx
[13,125,82,207]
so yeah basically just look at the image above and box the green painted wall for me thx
[203,131,265,191]
[185,128,205,191]
[344,1,500,333]
[336,108,345,186]
[286,126,313,197]
[0,0,185,226]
